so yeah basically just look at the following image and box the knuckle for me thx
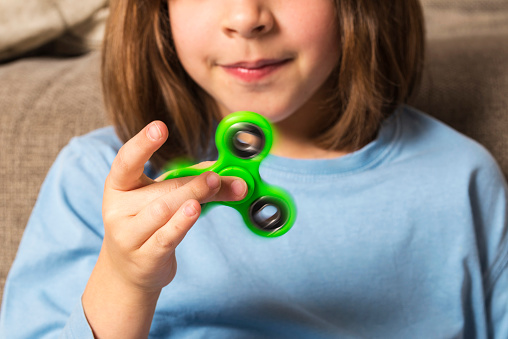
[149,199,172,221]
[168,179,184,192]
[113,149,130,175]
[172,222,188,236]
[102,206,121,226]
[188,180,209,200]
[155,230,177,250]
[188,184,201,198]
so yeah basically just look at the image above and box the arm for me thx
[488,263,508,338]
[471,154,508,338]
[0,132,109,338]
[485,180,508,338]
[81,121,247,338]
[0,123,246,338]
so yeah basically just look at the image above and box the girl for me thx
[1,0,507,338]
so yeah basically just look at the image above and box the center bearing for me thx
[227,123,265,159]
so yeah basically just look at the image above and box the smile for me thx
[220,59,291,83]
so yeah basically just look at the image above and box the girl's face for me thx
[168,0,340,123]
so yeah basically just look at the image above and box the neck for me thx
[270,139,348,159]
[270,120,348,159]
[217,82,347,159]
[270,95,347,160]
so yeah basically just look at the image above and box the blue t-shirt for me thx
[1,106,507,338]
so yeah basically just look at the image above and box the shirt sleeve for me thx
[0,135,114,338]
[472,152,508,338]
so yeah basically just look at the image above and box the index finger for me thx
[107,121,168,191]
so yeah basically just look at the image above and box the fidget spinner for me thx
[163,111,297,237]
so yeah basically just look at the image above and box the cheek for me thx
[169,6,213,69]
[283,5,340,64]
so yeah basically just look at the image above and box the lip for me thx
[220,59,291,82]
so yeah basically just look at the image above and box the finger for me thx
[142,199,201,255]
[189,161,216,170]
[129,171,222,243]
[107,121,168,191]
[123,174,247,215]
[207,176,247,202]
[155,161,216,182]
[159,160,245,201]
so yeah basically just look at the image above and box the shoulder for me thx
[395,105,502,176]
[35,127,123,220]
[37,126,122,213]
[55,126,159,186]
[62,126,123,176]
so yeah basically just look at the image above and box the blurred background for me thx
[1,0,507,305]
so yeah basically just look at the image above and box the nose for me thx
[222,2,274,39]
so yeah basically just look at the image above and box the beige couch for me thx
[1,1,508,304]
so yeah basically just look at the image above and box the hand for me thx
[82,121,247,338]
[102,121,247,291]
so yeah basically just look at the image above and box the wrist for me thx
[85,249,162,307]
[82,250,161,338]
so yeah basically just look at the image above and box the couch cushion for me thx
[0,0,107,61]
[421,0,508,39]
[0,52,106,295]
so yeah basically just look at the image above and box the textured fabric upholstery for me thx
[0,1,108,61]
[0,53,106,298]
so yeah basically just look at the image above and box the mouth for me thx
[220,58,291,83]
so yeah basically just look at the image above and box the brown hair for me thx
[102,0,425,171]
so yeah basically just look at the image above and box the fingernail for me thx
[183,203,197,217]
[232,179,247,197]
[147,122,162,141]
[206,172,220,189]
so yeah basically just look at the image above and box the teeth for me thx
[238,63,273,70]
[237,68,257,73]
[237,66,265,70]
[230,61,284,69]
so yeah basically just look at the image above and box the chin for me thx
[223,101,299,124]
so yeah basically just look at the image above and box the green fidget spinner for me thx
[163,111,297,237]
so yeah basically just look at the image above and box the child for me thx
[1,0,507,338]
